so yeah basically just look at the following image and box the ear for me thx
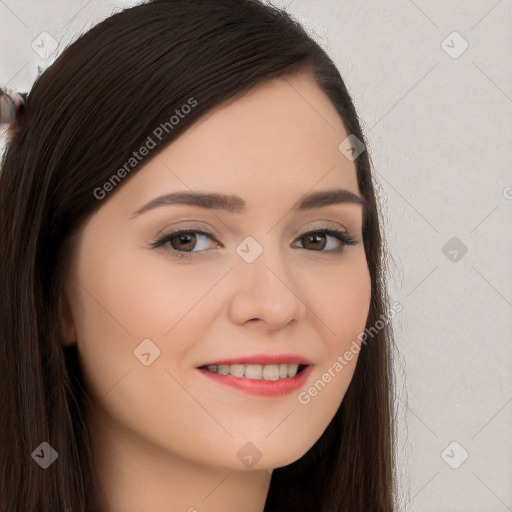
[58,291,76,347]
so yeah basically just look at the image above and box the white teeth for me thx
[288,363,298,377]
[218,364,230,375]
[203,363,303,379]
[262,364,280,381]
[230,364,245,377]
[245,364,262,379]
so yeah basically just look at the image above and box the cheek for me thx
[109,246,225,333]
[307,250,372,352]
[75,243,213,341]
[274,252,371,450]
[301,256,370,387]
[69,244,225,410]
[69,250,229,461]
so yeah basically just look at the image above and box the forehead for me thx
[113,72,360,214]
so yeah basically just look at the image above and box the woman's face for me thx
[63,71,371,471]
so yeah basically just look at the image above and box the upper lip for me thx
[197,353,312,367]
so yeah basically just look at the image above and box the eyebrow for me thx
[129,188,367,218]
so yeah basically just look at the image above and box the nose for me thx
[228,240,307,330]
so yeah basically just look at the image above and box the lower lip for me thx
[197,365,313,397]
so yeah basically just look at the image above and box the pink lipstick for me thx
[197,353,313,397]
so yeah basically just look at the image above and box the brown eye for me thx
[151,229,221,260]
[294,229,356,253]
[169,232,197,252]
[301,232,327,251]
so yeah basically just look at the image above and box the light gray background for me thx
[1,1,511,510]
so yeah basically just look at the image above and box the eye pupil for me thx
[303,233,326,250]
[172,233,196,251]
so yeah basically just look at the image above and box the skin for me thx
[61,70,372,512]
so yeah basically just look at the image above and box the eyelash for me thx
[150,227,357,261]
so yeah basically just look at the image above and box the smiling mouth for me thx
[198,363,308,380]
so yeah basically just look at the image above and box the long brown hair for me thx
[0,1,398,510]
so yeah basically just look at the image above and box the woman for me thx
[0,0,398,510]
